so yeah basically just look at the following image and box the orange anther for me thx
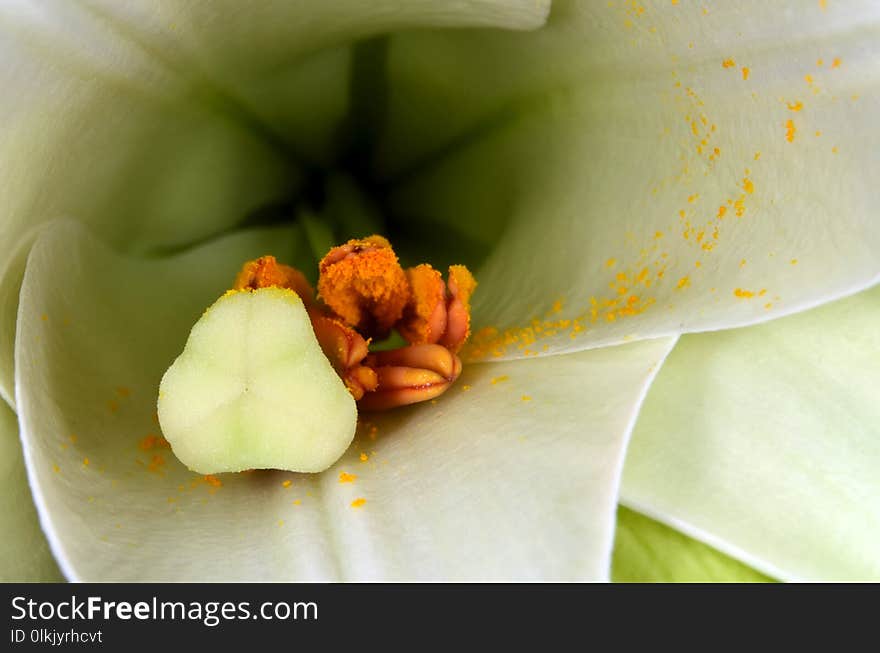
[365,344,459,380]
[308,313,377,400]
[317,235,409,339]
[439,265,477,352]
[358,344,462,411]
[233,256,314,303]
[398,264,447,345]
[357,353,462,412]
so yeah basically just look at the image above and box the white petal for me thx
[621,282,880,581]
[0,402,61,581]
[15,220,673,580]
[383,1,880,360]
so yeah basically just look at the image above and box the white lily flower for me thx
[1,0,878,581]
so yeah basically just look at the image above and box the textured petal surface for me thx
[0,402,62,581]
[612,507,772,583]
[622,283,880,581]
[384,1,880,361]
[15,220,673,581]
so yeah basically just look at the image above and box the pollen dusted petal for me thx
[317,235,410,339]
[398,264,448,345]
[439,265,477,352]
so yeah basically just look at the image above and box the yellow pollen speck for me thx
[676,276,690,290]
[146,455,166,474]
[293,500,302,506]
[722,58,736,69]
[360,453,369,462]
[832,57,841,68]
[282,479,292,488]
[278,520,284,527]
[52,464,60,473]
[138,434,170,451]
[521,395,532,402]
[717,206,727,219]
[351,498,367,508]
[817,58,824,67]
[741,67,750,80]
[491,375,509,385]
[791,259,799,265]
[754,151,762,160]
[743,178,754,194]
[339,472,357,484]
[740,259,747,268]
[832,146,839,154]
[734,288,756,298]
[40,313,48,321]
[815,130,822,137]
[787,101,803,112]
[687,194,699,203]
[461,384,472,391]
[82,458,89,466]
[785,119,797,142]
[605,258,617,268]
[204,474,222,488]
[805,74,814,84]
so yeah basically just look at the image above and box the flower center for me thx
[232,236,476,411]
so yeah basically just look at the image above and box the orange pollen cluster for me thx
[233,236,476,411]
[317,235,409,340]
